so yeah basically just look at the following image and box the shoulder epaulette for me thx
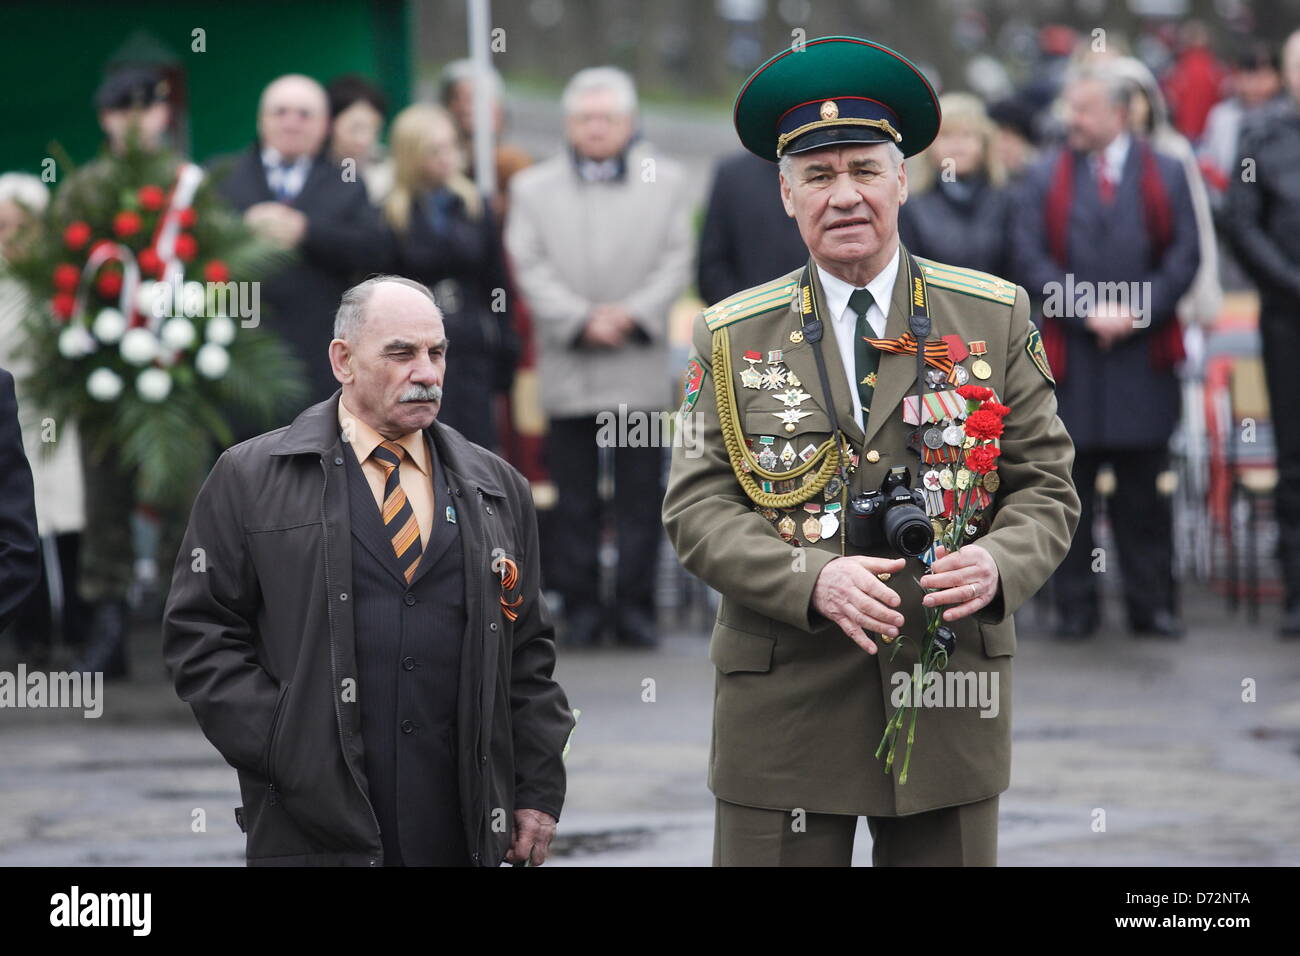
[916,258,1018,307]
[704,276,799,331]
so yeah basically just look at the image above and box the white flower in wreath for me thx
[195,342,230,379]
[57,325,97,359]
[86,367,123,401]
[91,307,127,344]
[160,317,197,350]
[136,367,173,402]
[136,279,162,317]
[120,327,160,366]
[181,281,206,317]
[205,314,236,346]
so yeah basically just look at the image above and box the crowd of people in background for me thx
[5,18,1300,673]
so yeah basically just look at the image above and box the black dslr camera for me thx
[846,466,934,558]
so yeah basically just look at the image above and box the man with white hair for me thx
[215,73,386,411]
[506,66,693,648]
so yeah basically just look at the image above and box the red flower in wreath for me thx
[178,207,196,229]
[53,263,80,292]
[96,268,123,299]
[63,221,92,251]
[956,384,993,402]
[963,409,1005,441]
[202,259,230,283]
[965,444,1002,474]
[137,247,163,277]
[113,210,142,238]
[137,185,165,212]
[174,233,198,262]
[51,292,76,321]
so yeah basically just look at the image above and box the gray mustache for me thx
[400,384,442,403]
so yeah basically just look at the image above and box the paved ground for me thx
[1,583,1297,867]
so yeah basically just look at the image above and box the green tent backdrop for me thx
[0,0,415,173]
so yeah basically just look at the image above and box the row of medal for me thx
[754,502,844,544]
[921,465,998,518]
[933,337,994,385]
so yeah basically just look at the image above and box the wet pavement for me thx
[1,584,1297,867]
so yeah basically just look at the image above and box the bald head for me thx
[258,74,329,160]
[1284,31,1300,105]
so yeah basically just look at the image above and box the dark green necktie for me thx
[849,287,879,431]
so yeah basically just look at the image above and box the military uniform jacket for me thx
[663,247,1081,817]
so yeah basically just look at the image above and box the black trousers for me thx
[1259,301,1300,526]
[544,415,664,619]
[8,532,87,659]
[1053,445,1175,624]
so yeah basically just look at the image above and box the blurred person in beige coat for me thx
[505,66,693,648]
[0,173,87,664]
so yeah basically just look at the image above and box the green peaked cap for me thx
[734,35,942,163]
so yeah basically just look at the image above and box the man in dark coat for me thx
[162,276,573,866]
[1011,62,1200,639]
[697,150,808,306]
[1223,29,1300,637]
[214,74,386,413]
[0,368,40,635]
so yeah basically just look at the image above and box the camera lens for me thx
[883,506,934,557]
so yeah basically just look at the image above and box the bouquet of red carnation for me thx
[876,383,1010,783]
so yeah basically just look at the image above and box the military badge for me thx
[1026,324,1055,386]
[679,357,706,415]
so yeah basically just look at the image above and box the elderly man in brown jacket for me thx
[506,66,693,648]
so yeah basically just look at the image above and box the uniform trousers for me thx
[713,794,1000,866]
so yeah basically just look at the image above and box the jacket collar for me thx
[271,390,507,497]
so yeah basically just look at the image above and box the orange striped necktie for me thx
[370,440,423,583]
[862,330,959,385]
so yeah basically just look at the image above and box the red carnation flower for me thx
[965,444,1002,474]
[53,263,80,292]
[174,233,198,262]
[63,221,92,251]
[113,210,142,238]
[137,247,163,277]
[956,384,993,402]
[202,259,230,283]
[982,400,1011,418]
[51,292,76,321]
[178,208,196,229]
[137,185,165,211]
[96,269,123,299]
[964,409,1005,441]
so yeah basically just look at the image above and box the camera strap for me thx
[797,260,849,484]
[903,251,933,458]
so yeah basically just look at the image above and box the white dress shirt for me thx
[1092,131,1130,191]
[261,147,312,202]
[816,245,901,431]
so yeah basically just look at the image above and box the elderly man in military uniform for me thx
[663,36,1081,866]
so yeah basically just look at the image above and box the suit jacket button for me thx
[401,719,415,734]
[866,449,881,463]
[402,656,416,671]
[404,593,416,606]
